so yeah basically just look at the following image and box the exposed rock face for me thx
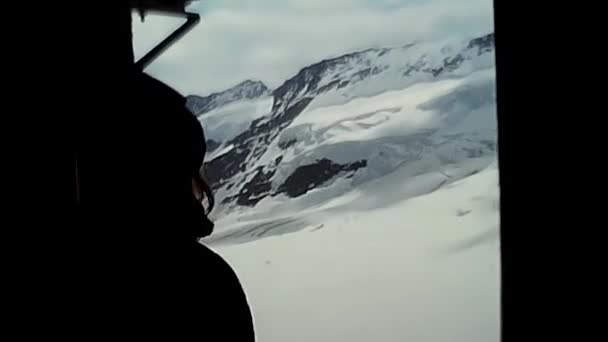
[277,159,368,198]
[191,33,496,213]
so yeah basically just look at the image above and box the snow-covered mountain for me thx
[196,32,496,222]
[186,80,269,116]
[195,32,499,342]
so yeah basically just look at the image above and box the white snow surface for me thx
[206,160,500,342]
[301,37,494,113]
[200,33,497,218]
[196,33,500,342]
[214,67,497,218]
[199,96,273,144]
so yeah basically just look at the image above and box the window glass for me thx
[134,1,499,341]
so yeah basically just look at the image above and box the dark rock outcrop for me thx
[206,139,221,153]
[278,139,297,150]
[468,32,494,54]
[277,159,367,198]
[235,167,277,206]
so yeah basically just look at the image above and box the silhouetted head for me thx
[132,72,215,239]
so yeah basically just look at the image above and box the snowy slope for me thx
[193,31,499,342]
[206,154,495,244]
[200,96,274,159]
[265,68,495,189]
[270,33,494,115]
[208,160,500,342]
[208,69,496,220]
[200,33,496,219]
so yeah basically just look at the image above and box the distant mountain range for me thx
[187,32,497,218]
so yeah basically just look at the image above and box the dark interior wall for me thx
[6,2,141,336]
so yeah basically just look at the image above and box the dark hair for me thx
[183,108,215,215]
[190,130,216,238]
[193,167,215,214]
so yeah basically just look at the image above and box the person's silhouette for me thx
[89,70,256,340]
[68,5,255,339]
[7,3,257,340]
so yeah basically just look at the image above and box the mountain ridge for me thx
[192,32,496,218]
[186,79,269,116]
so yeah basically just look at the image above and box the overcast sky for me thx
[132,0,494,96]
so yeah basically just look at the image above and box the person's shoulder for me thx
[189,242,250,293]
[190,242,232,270]
[191,242,240,276]
[189,243,256,340]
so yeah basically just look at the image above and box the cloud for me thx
[132,0,494,95]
